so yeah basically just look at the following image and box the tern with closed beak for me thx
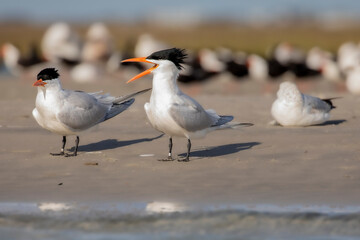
[122,48,253,162]
[32,68,150,156]
[271,81,338,126]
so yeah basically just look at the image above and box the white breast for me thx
[145,90,186,137]
[33,89,76,136]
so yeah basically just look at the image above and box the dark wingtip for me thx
[322,97,341,109]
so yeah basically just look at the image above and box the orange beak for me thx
[121,57,158,83]
[33,79,47,87]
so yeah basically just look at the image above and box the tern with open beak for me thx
[122,48,253,162]
[32,68,150,156]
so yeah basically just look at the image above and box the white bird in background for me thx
[337,42,360,75]
[32,68,150,156]
[1,43,24,76]
[134,34,170,59]
[271,81,337,127]
[1,43,44,76]
[81,22,115,63]
[122,48,253,162]
[71,23,118,83]
[272,42,306,66]
[321,58,342,83]
[41,22,82,65]
[305,47,342,82]
[247,54,269,81]
[346,65,360,94]
[197,48,226,73]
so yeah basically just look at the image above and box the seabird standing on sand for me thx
[32,68,150,156]
[122,48,253,162]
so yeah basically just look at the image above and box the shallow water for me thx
[1,202,360,240]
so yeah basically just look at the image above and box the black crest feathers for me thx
[37,68,60,80]
[146,48,187,70]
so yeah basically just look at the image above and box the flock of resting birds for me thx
[2,22,360,91]
[2,22,360,161]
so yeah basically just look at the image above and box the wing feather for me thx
[57,91,109,131]
[302,94,332,113]
[169,94,215,132]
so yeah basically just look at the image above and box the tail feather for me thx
[212,122,253,131]
[113,88,151,104]
[211,115,234,127]
[321,97,341,110]
[221,122,254,129]
[104,98,135,121]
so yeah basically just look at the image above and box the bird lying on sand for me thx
[271,81,338,126]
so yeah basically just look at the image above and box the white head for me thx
[277,81,302,103]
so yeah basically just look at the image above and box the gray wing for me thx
[57,90,109,131]
[302,94,332,113]
[169,94,215,132]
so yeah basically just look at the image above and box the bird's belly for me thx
[33,104,76,136]
[271,101,303,126]
[145,103,186,137]
[272,102,329,126]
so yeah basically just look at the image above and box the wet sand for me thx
[0,74,360,208]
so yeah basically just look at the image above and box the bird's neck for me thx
[38,79,63,98]
[152,68,180,97]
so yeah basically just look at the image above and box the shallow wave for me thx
[1,202,360,240]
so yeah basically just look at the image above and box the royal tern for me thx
[271,81,337,126]
[32,68,150,156]
[122,48,253,162]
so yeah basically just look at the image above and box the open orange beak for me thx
[121,57,158,83]
[33,79,47,87]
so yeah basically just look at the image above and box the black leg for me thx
[158,137,175,161]
[65,136,80,157]
[50,136,66,156]
[178,138,191,162]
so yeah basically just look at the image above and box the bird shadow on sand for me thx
[317,119,346,126]
[73,134,164,152]
[178,142,261,159]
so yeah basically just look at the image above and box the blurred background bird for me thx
[1,0,360,97]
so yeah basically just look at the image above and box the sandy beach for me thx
[0,73,359,209]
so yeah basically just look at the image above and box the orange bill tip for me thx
[33,79,47,87]
[122,57,158,83]
[126,64,158,83]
